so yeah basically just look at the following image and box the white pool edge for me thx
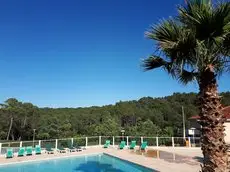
[0,152,103,167]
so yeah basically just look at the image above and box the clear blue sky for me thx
[0,0,229,107]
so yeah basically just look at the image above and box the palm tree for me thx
[142,0,230,171]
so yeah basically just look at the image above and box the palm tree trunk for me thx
[199,66,228,172]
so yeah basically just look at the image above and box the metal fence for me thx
[0,136,201,155]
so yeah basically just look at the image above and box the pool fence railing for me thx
[0,136,201,155]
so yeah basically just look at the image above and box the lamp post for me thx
[121,129,125,141]
[33,129,36,147]
[182,106,186,140]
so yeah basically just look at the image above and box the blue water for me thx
[0,154,155,172]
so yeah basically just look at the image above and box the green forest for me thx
[0,92,230,141]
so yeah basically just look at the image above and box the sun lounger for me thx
[35,145,41,155]
[129,141,136,149]
[6,148,14,158]
[57,146,66,153]
[18,147,25,157]
[26,146,33,156]
[73,143,83,151]
[45,144,54,154]
[67,142,76,152]
[119,141,126,149]
[103,140,110,148]
[140,141,148,150]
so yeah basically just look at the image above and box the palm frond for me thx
[211,2,230,38]
[146,18,197,67]
[213,56,230,76]
[222,31,230,56]
[179,1,230,42]
[176,69,198,85]
[145,19,181,48]
[143,0,230,85]
[178,0,212,27]
[142,56,169,71]
[165,29,197,66]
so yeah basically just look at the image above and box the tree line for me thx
[0,92,229,141]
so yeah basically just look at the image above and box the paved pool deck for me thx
[0,146,202,172]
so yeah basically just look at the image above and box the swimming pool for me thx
[0,154,155,172]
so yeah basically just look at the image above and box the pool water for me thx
[0,154,155,172]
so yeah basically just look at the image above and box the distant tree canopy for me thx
[0,92,229,141]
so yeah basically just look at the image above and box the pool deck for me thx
[0,146,202,172]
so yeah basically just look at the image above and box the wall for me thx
[224,121,230,144]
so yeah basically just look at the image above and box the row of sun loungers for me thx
[104,140,148,150]
[6,145,41,158]
[5,143,84,158]
[5,140,146,158]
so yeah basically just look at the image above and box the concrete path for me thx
[0,147,202,172]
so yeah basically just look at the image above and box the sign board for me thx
[188,129,195,135]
